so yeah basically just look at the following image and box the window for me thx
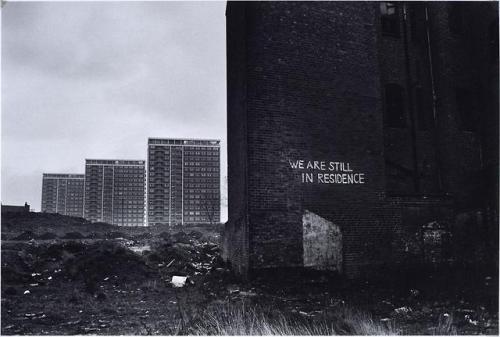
[448,3,465,35]
[455,88,478,132]
[384,84,406,127]
[380,2,400,37]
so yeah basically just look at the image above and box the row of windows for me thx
[148,172,218,177]
[185,168,219,173]
[184,161,219,166]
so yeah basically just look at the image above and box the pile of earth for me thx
[2,240,155,292]
[1,212,114,236]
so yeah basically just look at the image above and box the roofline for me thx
[85,159,145,162]
[42,173,85,177]
[147,137,221,142]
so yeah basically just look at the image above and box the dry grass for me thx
[432,313,457,335]
[183,301,400,335]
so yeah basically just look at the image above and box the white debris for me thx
[394,306,412,314]
[171,276,187,288]
[47,276,52,280]
[23,290,30,295]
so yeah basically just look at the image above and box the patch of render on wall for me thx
[302,210,342,272]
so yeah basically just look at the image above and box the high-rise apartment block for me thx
[147,138,220,226]
[41,173,85,217]
[84,159,146,226]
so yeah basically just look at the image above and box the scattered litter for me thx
[239,291,257,297]
[394,306,412,315]
[409,289,420,297]
[171,276,187,288]
[465,315,478,325]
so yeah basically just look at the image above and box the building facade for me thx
[2,202,30,214]
[224,2,498,277]
[147,138,221,226]
[84,159,146,226]
[41,173,85,217]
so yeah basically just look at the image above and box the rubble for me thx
[171,276,188,288]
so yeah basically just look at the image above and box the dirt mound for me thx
[158,231,172,242]
[1,212,118,238]
[62,232,85,240]
[85,232,104,239]
[12,231,36,241]
[105,231,129,240]
[189,230,203,240]
[37,232,58,240]
[133,232,153,241]
[172,231,191,244]
[1,266,32,285]
[39,241,86,260]
[65,241,153,283]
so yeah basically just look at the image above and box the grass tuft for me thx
[182,301,400,335]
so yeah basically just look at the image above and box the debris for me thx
[171,276,187,288]
[23,290,30,295]
[409,289,420,297]
[239,291,257,297]
[394,306,412,315]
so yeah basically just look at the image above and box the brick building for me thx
[84,159,146,226]
[147,138,221,226]
[41,173,85,217]
[2,202,30,214]
[223,2,498,277]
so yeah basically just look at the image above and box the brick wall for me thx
[224,1,498,278]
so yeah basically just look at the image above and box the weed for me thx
[182,301,400,335]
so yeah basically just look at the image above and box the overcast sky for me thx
[1,1,227,220]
